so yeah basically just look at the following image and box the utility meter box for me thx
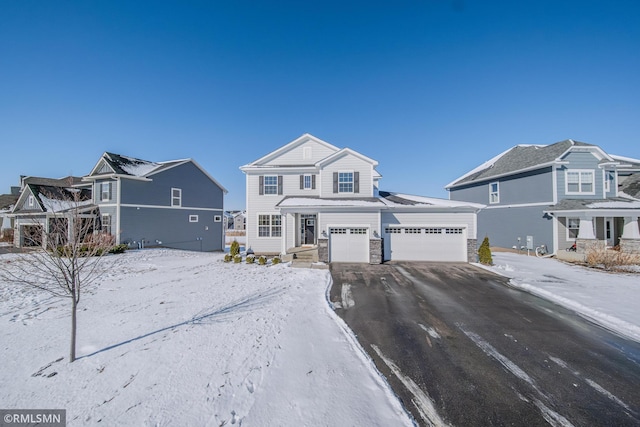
[526,235,534,250]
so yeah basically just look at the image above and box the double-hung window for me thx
[489,182,499,204]
[264,176,278,195]
[100,182,112,201]
[567,218,579,239]
[338,172,354,193]
[172,188,182,207]
[303,175,312,190]
[566,170,594,194]
[101,214,112,235]
[258,214,282,237]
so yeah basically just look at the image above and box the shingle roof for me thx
[547,197,640,211]
[449,139,594,187]
[0,194,19,210]
[619,173,640,199]
[102,152,166,177]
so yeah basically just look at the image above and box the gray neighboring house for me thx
[11,176,95,247]
[83,152,228,251]
[447,139,640,254]
[0,186,20,238]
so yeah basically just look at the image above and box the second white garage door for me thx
[329,227,370,263]
[383,226,467,262]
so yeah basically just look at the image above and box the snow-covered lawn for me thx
[484,252,640,343]
[0,249,412,426]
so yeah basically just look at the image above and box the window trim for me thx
[303,174,313,190]
[338,171,354,193]
[263,175,279,195]
[565,169,595,195]
[257,214,282,238]
[27,195,35,208]
[171,188,182,207]
[566,217,580,240]
[100,182,112,201]
[214,215,222,222]
[189,215,199,222]
[101,214,112,235]
[489,182,500,204]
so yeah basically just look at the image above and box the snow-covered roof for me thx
[379,192,485,209]
[276,193,484,211]
[547,197,640,212]
[277,196,384,208]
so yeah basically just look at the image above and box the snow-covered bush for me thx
[272,256,281,265]
[230,240,240,257]
[258,256,267,265]
[233,254,242,264]
[246,255,255,264]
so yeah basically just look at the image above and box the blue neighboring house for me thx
[83,152,227,251]
[446,139,640,255]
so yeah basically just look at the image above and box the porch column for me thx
[620,216,640,254]
[576,217,596,253]
[621,216,640,239]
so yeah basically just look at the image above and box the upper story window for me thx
[264,175,278,195]
[172,188,182,206]
[338,172,354,193]
[27,195,35,207]
[100,182,112,201]
[566,170,594,194]
[604,171,615,193]
[304,175,312,190]
[489,182,499,204]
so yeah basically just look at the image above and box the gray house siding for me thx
[477,205,554,251]
[120,162,225,209]
[119,206,223,251]
[556,151,604,199]
[450,167,553,205]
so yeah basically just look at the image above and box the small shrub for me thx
[271,256,281,265]
[258,256,267,265]
[246,255,255,264]
[224,253,233,263]
[109,244,128,254]
[478,236,493,265]
[233,254,242,263]
[230,240,240,257]
[585,245,637,270]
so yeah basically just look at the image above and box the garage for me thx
[329,227,370,263]
[383,226,467,262]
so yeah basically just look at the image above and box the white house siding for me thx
[382,212,477,239]
[319,211,379,235]
[261,140,337,166]
[319,154,374,198]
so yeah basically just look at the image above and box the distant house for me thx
[240,133,482,263]
[11,176,95,247]
[447,139,640,254]
[83,152,228,251]
[0,186,20,238]
[231,211,246,231]
[11,153,228,252]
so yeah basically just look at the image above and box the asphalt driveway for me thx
[329,262,640,427]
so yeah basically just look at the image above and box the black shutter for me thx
[333,172,338,193]
[259,176,264,195]
[354,172,360,193]
[300,175,304,190]
[277,176,283,195]
[312,175,316,189]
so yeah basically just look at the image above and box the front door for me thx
[300,214,316,245]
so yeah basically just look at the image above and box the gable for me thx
[247,134,340,167]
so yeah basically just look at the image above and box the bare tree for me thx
[0,181,118,362]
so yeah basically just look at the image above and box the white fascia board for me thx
[245,133,340,166]
[239,165,318,174]
[149,158,228,194]
[83,174,152,182]
[446,162,557,189]
[315,147,379,168]
[444,146,515,189]
[87,153,116,176]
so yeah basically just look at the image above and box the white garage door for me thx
[330,227,370,263]
[384,226,467,262]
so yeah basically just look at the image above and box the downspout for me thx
[116,177,121,245]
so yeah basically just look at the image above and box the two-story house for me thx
[446,139,640,254]
[240,134,483,263]
[83,152,228,252]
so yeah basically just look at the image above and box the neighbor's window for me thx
[100,182,112,201]
[172,188,182,206]
[489,182,500,204]
[258,214,281,237]
[566,170,594,194]
[604,171,615,193]
[189,215,199,222]
[214,215,222,222]
[101,214,112,235]
[263,176,278,195]
[338,172,354,193]
[567,218,579,239]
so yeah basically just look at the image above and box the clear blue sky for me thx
[2,1,639,210]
